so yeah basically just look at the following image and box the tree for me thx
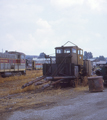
[96,56,105,61]
[83,51,93,59]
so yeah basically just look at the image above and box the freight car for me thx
[0,51,26,77]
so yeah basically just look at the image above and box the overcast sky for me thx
[0,0,107,57]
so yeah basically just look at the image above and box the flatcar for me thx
[0,51,26,77]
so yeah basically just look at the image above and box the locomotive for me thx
[0,51,26,77]
[43,41,92,85]
[22,41,92,89]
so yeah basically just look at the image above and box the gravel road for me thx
[2,88,107,120]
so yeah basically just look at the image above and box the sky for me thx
[0,0,107,57]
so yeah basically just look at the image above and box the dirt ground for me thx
[0,70,107,120]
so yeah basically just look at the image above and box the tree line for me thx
[83,51,106,61]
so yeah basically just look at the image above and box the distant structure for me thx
[26,55,38,70]
[33,52,56,69]
[88,58,107,68]
[25,55,38,60]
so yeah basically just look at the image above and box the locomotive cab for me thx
[43,44,84,78]
[55,46,83,66]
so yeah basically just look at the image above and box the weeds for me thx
[0,70,43,97]
[0,70,89,114]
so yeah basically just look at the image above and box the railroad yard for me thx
[1,0,107,119]
[0,70,107,120]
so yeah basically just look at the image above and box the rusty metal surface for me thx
[22,76,45,89]
[88,76,104,92]
[45,76,76,80]
[88,76,103,79]
[52,79,64,85]
[41,79,64,90]
[34,80,49,86]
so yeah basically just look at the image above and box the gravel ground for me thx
[1,88,107,120]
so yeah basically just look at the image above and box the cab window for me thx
[80,50,83,55]
[64,48,70,53]
[78,50,83,55]
[56,49,63,54]
[21,55,25,60]
[72,48,76,53]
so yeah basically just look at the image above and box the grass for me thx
[0,70,43,97]
[0,70,42,83]
[0,70,89,97]
[0,70,89,114]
